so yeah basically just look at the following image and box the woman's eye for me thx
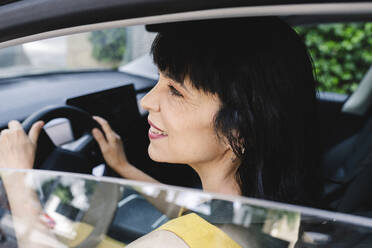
[168,85,183,97]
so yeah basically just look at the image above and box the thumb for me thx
[29,121,45,144]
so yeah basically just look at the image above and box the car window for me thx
[0,25,155,79]
[1,170,372,248]
[296,22,372,95]
[1,22,371,95]
[4,22,371,95]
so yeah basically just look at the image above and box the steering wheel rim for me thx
[22,105,99,135]
[22,105,103,171]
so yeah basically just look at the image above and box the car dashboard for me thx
[0,70,155,129]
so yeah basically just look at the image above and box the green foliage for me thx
[89,28,126,66]
[41,178,73,204]
[296,23,372,94]
[54,184,73,204]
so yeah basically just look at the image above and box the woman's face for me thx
[140,72,229,166]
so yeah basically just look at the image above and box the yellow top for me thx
[157,213,242,248]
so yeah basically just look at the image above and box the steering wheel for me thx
[22,105,104,173]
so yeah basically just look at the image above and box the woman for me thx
[0,17,321,247]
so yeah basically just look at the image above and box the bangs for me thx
[149,19,247,94]
[151,29,215,92]
[151,33,190,85]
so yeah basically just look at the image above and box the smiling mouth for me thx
[148,120,167,139]
[149,126,166,135]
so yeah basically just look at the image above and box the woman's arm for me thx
[92,116,159,183]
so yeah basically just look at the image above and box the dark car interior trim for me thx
[1,1,372,46]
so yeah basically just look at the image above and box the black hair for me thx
[151,17,322,206]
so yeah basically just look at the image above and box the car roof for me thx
[1,0,372,47]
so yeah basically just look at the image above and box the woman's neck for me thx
[190,149,241,196]
[200,171,241,196]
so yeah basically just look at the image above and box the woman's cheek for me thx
[164,116,194,159]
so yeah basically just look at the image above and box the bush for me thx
[89,28,126,67]
[296,23,372,94]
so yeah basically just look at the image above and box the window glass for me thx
[0,25,155,79]
[296,23,372,94]
[1,170,372,247]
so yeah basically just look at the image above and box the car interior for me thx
[0,6,372,246]
[0,19,371,210]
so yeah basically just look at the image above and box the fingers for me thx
[8,120,24,131]
[4,120,25,139]
[2,120,44,145]
[28,121,45,144]
[92,128,108,152]
[92,116,112,133]
[0,129,9,140]
[92,116,116,141]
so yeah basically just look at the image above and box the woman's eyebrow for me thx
[164,72,191,94]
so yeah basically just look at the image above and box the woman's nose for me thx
[140,83,160,112]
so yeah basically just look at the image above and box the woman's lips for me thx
[148,120,164,132]
[148,120,167,139]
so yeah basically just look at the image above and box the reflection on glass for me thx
[0,170,371,248]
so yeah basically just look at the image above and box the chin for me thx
[147,144,165,162]
[147,144,179,164]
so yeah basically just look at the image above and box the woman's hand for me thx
[92,116,130,171]
[0,120,44,169]
[92,116,158,183]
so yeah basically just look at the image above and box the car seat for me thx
[321,113,372,216]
